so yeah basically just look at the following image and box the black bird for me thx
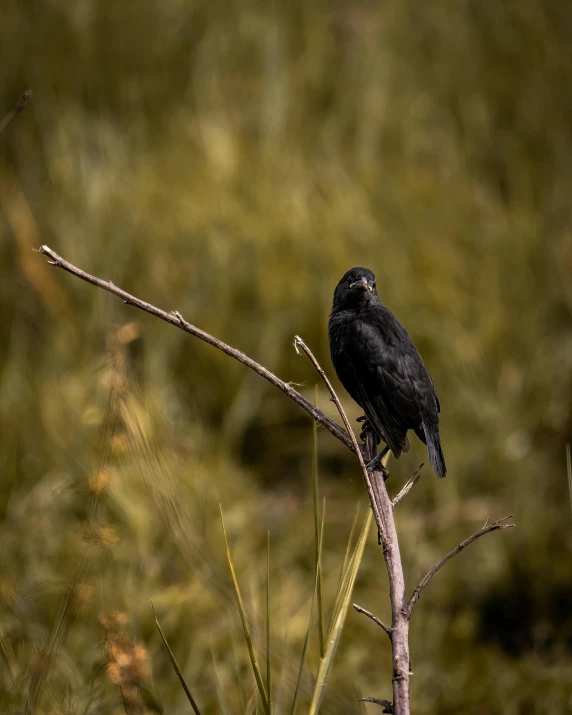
[328,267,446,478]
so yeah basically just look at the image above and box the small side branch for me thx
[392,464,424,509]
[359,698,393,713]
[405,515,515,617]
[0,90,32,135]
[353,603,391,638]
[36,246,354,452]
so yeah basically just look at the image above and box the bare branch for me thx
[0,90,32,135]
[359,697,393,713]
[36,246,354,452]
[40,246,512,715]
[353,603,391,638]
[392,464,424,509]
[405,515,515,617]
[293,336,386,542]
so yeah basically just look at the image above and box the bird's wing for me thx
[336,351,412,457]
[345,316,435,455]
[366,365,420,451]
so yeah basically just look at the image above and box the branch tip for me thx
[392,463,424,508]
[353,603,391,638]
[406,514,515,617]
[0,90,32,135]
[359,697,393,713]
[30,247,355,452]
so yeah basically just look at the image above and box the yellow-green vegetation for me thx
[1,1,572,713]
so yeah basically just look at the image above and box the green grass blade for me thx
[220,505,269,714]
[308,510,372,715]
[290,501,325,715]
[151,601,202,715]
[266,531,272,715]
[567,444,572,517]
[290,565,319,715]
[331,528,366,631]
[312,386,325,658]
[328,503,360,634]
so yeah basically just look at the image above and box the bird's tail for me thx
[423,422,446,478]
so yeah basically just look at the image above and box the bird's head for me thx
[332,267,378,310]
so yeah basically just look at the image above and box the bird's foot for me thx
[366,452,390,480]
[357,415,368,441]
[359,426,370,442]
[358,418,380,444]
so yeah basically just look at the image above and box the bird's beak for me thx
[350,277,372,292]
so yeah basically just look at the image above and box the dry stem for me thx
[353,604,391,638]
[406,515,515,616]
[0,90,32,135]
[36,245,515,715]
[392,464,424,508]
[37,246,353,452]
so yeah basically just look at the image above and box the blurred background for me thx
[1,0,572,713]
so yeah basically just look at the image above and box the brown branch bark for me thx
[0,90,32,135]
[359,697,393,713]
[353,603,391,638]
[362,430,411,715]
[405,515,515,617]
[37,245,353,452]
[392,464,423,508]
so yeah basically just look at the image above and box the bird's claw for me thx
[366,453,389,480]
[357,417,380,444]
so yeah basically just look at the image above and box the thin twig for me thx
[353,603,391,638]
[36,246,354,452]
[359,697,393,713]
[293,336,386,542]
[405,515,515,617]
[392,464,424,509]
[0,90,32,135]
